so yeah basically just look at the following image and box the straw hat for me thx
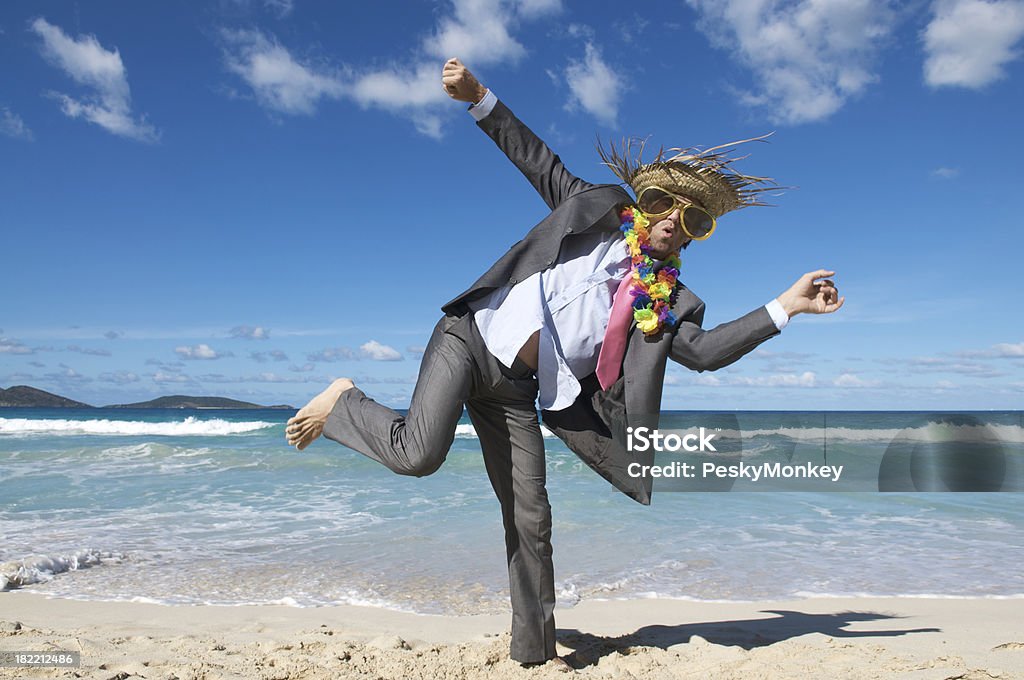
[597,134,780,218]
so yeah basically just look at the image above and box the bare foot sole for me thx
[285,378,354,450]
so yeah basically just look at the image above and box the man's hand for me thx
[777,269,845,318]
[442,57,487,104]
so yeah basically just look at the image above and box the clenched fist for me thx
[442,58,487,104]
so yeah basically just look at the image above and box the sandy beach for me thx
[1,593,1022,679]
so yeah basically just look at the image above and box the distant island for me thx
[0,385,92,408]
[0,385,294,410]
[107,395,295,410]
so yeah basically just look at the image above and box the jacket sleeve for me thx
[669,299,782,373]
[477,99,595,211]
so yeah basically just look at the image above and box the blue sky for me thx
[2,0,1023,410]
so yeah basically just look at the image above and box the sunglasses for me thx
[636,186,717,241]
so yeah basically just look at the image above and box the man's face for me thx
[646,206,693,259]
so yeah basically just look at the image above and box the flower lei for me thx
[619,205,682,336]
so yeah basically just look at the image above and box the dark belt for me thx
[499,355,537,381]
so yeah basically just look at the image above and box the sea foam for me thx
[0,417,276,436]
[0,549,125,590]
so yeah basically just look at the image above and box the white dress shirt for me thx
[466,90,789,411]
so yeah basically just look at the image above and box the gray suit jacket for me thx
[443,100,780,505]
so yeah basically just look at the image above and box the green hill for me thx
[0,385,292,409]
[0,385,93,408]
[105,395,293,409]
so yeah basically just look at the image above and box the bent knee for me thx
[394,449,446,477]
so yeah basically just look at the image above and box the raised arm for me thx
[442,57,592,211]
[669,300,781,372]
[670,270,844,372]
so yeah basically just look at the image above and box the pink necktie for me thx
[596,274,635,390]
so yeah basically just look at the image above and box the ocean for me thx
[2,408,1023,614]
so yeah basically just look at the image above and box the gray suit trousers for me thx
[322,313,556,664]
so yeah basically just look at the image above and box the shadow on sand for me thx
[557,609,940,668]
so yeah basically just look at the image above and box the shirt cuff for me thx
[765,298,790,331]
[468,89,497,121]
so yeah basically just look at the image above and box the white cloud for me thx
[833,373,881,388]
[992,341,1024,357]
[0,337,34,354]
[514,0,562,20]
[214,1,561,137]
[730,371,817,387]
[692,371,817,387]
[229,325,270,340]
[45,364,92,384]
[251,349,288,363]
[685,0,895,124]
[344,0,548,138]
[264,0,294,18]
[66,344,112,356]
[905,356,1005,377]
[406,345,427,358]
[360,340,403,361]
[175,343,230,360]
[951,340,1024,359]
[0,106,33,140]
[423,0,528,66]
[153,370,191,383]
[930,166,961,178]
[30,18,159,142]
[347,62,448,138]
[923,0,1024,89]
[99,371,140,384]
[221,28,344,115]
[197,371,319,384]
[307,346,355,362]
[230,0,558,138]
[562,43,624,126]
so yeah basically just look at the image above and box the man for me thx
[285,58,843,670]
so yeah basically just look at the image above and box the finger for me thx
[296,431,314,451]
[806,269,835,281]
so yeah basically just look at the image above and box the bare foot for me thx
[285,378,354,450]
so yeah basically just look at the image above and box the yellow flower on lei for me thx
[634,307,661,335]
[648,282,672,301]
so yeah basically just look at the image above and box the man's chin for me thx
[648,243,676,260]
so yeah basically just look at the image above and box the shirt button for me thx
[567,227,574,233]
